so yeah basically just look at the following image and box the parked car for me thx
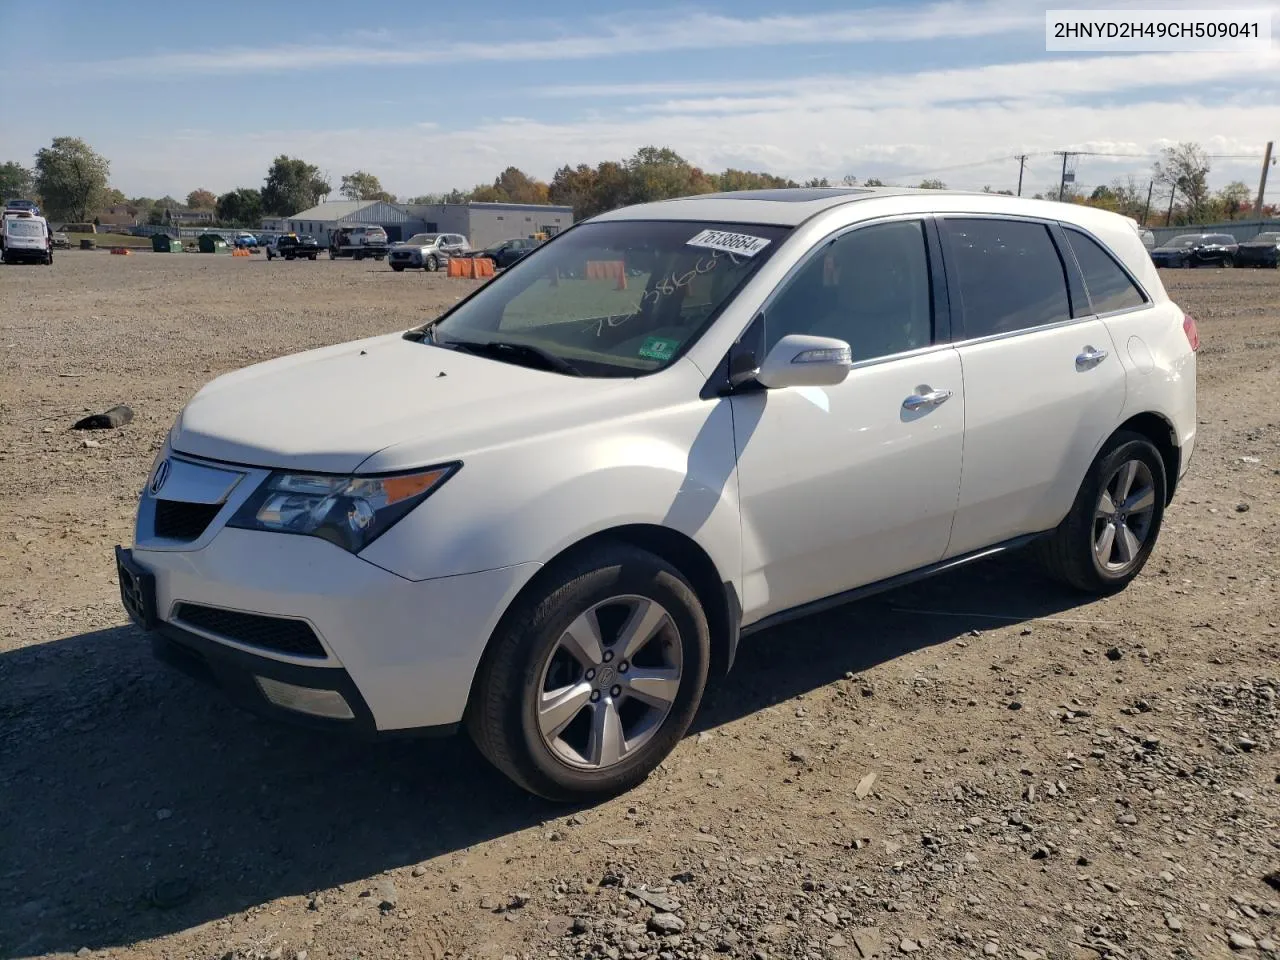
[116,189,1198,801]
[233,232,260,249]
[3,198,40,216]
[1148,233,1237,268]
[329,225,389,261]
[388,232,469,272]
[50,229,70,249]
[1,211,53,264]
[478,237,541,269]
[1138,228,1155,250]
[1232,230,1280,268]
[266,234,321,260]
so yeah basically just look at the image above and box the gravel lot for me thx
[1,252,1277,960]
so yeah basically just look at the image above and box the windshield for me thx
[406,234,439,244]
[4,219,43,237]
[427,219,791,377]
[1165,236,1200,248]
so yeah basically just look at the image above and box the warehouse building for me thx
[262,199,574,250]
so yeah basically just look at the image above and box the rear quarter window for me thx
[1063,228,1148,316]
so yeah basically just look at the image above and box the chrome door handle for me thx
[903,388,953,411]
[1076,346,1109,365]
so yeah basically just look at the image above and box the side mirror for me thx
[754,334,852,390]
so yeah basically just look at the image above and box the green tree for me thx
[493,166,549,204]
[863,178,885,187]
[1216,180,1251,219]
[803,177,832,187]
[103,187,127,207]
[916,178,947,190]
[548,163,600,220]
[715,169,795,192]
[33,137,111,221]
[216,188,264,226]
[186,188,217,210]
[339,170,393,202]
[0,161,34,199]
[260,155,331,216]
[1153,143,1210,223]
[626,146,716,204]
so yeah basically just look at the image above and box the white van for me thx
[1,212,53,265]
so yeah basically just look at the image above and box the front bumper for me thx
[119,496,538,732]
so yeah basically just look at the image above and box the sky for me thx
[1,0,1278,203]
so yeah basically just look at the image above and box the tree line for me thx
[1,137,1268,231]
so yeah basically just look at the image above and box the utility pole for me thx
[1166,186,1177,226]
[1015,154,1028,196]
[1053,151,1078,202]
[1254,140,1274,219]
[1142,180,1154,225]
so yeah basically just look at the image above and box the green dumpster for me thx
[197,233,229,254]
[151,234,182,252]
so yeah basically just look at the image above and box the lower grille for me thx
[173,603,327,658]
[154,500,222,541]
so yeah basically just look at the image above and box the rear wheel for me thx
[1032,431,1166,594]
[391,264,405,272]
[467,545,710,801]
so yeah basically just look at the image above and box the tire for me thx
[1031,431,1166,594]
[285,254,295,261]
[308,253,317,260]
[1220,257,1232,268]
[1182,258,1193,268]
[425,255,439,272]
[391,264,405,272]
[467,545,711,801]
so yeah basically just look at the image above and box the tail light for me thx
[1182,312,1200,351]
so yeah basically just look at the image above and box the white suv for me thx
[116,188,1198,800]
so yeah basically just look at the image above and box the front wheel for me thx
[1031,431,1166,594]
[425,255,439,272]
[391,264,405,272]
[467,545,710,801]
[308,253,317,260]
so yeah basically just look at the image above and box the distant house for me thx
[166,207,215,225]
[262,199,574,249]
[96,204,138,227]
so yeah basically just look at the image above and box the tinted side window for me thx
[1064,228,1147,315]
[941,219,1071,337]
[764,219,933,361]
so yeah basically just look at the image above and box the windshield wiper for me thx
[441,338,582,376]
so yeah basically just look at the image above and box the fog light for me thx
[255,676,354,719]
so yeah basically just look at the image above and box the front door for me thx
[731,218,965,624]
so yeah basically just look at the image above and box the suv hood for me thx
[172,333,662,474]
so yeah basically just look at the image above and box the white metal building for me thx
[261,199,574,249]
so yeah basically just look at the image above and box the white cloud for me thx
[20,32,1276,201]
[65,2,1043,78]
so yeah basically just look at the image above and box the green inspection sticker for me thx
[638,336,681,361]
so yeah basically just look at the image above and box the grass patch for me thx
[63,232,155,248]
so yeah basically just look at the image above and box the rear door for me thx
[940,216,1126,557]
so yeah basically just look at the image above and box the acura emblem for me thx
[150,458,171,495]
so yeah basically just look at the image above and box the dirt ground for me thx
[0,252,1276,960]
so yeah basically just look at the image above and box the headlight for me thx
[228,464,459,553]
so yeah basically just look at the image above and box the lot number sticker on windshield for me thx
[638,336,681,361]
[686,229,771,258]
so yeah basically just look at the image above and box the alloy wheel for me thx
[1093,459,1156,574]
[535,595,683,770]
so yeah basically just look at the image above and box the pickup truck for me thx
[266,234,322,261]
[329,225,389,261]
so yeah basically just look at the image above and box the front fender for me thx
[358,397,743,591]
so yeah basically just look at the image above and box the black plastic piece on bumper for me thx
[151,622,458,740]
